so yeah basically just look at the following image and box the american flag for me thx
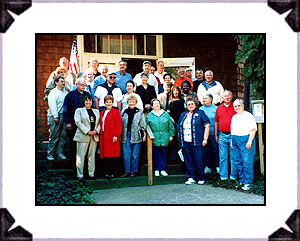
[69,36,79,75]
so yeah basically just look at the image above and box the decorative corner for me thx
[268,0,300,32]
[0,0,32,33]
[0,208,32,240]
[269,209,300,240]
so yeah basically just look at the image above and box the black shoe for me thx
[107,175,114,180]
[78,177,85,182]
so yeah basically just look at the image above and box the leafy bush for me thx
[205,171,265,196]
[36,170,94,205]
[234,34,265,100]
[36,111,44,151]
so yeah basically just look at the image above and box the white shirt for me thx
[231,111,257,136]
[133,72,158,95]
[183,113,193,142]
[47,87,67,118]
[102,110,110,131]
[94,85,123,108]
[121,93,144,111]
[197,81,224,105]
[154,71,175,85]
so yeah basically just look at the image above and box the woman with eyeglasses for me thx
[178,98,210,185]
[146,99,175,177]
[231,99,257,191]
[45,67,71,95]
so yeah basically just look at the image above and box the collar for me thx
[124,107,139,114]
[152,109,164,117]
[201,80,217,90]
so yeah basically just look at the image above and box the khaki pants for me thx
[47,113,67,156]
[76,137,97,178]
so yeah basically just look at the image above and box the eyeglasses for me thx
[109,76,116,79]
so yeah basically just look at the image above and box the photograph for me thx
[2,2,297,239]
[36,33,265,205]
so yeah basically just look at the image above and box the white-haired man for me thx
[90,58,101,79]
[214,90,237,181]
[197,70,224,105]
[92,65,108,94]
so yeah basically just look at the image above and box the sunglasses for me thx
[109,76,116,79]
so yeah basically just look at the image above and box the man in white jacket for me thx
[197,70,224,106]
[47,76,68,161]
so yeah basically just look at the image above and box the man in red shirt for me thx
[214,90,237,181]
[174,68,193,89]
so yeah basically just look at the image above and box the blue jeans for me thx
[153,146,167,171]
[232,135,255,184]
[218,132,236,180]
[122,133,141,173]
[182,142,206,181]
[205,135,220,169]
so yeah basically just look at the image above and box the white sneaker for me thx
[242,184,252,191]
[198,180,205,185]
[216,167,220,173]
[204,167,211,174]
[57,153,67,160]
[154,170,160,176]
[185,178,196,185]
[47,155,55,161]
[160,171,168,176]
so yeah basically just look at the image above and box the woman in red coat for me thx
[99,95,122,179]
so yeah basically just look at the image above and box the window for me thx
[83,35,157,56]
[84,35,95,53]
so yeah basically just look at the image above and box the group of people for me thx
[45,56,257,191]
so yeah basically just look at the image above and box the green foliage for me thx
[205,170,264,196]
[37,170,95,204]
[234,35,265,99]
[36,111,44,150]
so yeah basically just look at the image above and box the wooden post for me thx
[147,135,153,185]
[257,123,264,174]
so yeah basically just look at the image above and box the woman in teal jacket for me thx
[146,99,175,177]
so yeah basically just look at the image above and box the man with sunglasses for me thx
[94,72,122,112]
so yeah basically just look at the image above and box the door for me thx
[160,57,196,80]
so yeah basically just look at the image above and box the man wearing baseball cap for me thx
[133,61,159,94]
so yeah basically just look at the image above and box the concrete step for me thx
[66,174,186,190]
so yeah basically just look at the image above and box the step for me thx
[69,175,186,190]
[49,169,186,190]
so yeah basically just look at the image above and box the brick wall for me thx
[37,34,74,139]
[163,34,242,99]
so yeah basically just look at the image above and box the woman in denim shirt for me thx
[178,98,210,185]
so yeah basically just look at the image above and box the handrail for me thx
[147,135,153,185]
